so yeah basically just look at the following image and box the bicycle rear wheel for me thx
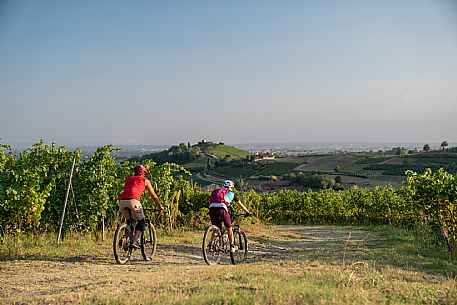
[141,222,157,261]
[203,225,223,265]
[113,222,132,264]
[230,229,248,265]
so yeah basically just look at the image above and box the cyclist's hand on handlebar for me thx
[247,211,253,217]
[157,205,164,212]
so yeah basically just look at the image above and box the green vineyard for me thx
[0,140,456,252]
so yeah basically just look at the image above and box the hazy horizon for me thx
[1,1,456,145]
[3,139,455,152]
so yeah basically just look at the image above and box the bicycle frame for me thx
[113,207,158,264]
[202,212,250,265]
[219,213,247,248]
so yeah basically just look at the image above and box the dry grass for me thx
[1,225,456,304]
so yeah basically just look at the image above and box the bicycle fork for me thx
[233,227,244,251]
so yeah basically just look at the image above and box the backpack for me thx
[209,187,230,206]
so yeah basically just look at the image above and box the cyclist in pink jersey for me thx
[119,164,164,248]
[209,180,251,253]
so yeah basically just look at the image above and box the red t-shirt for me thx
[120,176,146,201]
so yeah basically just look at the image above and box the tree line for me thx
[129,143,202,165]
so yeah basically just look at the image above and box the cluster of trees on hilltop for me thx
[130,143,201,165]
[284,171,344,191]
[214,155,256,167]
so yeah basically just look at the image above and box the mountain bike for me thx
[202,212,250,265]
[113,207,158,264]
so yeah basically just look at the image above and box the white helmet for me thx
[222,180,234,189]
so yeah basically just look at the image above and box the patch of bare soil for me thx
[0,226,380,304]
[248,225,379,262]
[326,174,403,189]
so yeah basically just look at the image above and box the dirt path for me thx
[0,226,380,304]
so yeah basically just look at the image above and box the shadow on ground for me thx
[1,225,455,277]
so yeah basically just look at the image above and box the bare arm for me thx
[236,200,251,214]
[145,179,164,210]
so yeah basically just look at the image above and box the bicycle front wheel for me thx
[202,225,223,265]
[113,222,132,265]
[230,229,248,265]
[141,222,157,261]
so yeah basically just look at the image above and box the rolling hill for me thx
[130,140,251,170]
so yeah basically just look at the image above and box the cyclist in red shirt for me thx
[119,164,164,248]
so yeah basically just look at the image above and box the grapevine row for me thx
[0,140,455,250]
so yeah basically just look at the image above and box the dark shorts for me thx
[209,207,232,229]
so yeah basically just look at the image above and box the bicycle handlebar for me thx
[231,213,252,218]
[143,207,161,213]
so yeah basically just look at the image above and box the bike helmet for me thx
[222,180,234,189]
[134,164,148,175]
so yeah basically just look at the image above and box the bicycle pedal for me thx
[230,245,238,253]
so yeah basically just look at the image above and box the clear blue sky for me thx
[1,1,456,146]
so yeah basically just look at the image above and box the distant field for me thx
[294,155,360,172]
[379,157,406,165]
[211,158,303,178]
[327,174,404,189]
[183,151,455,190]
[209,154,408,189]
[182,158,207,171]
[341,161,390,178]
[210,166,258,178]
[207,144,250,159]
